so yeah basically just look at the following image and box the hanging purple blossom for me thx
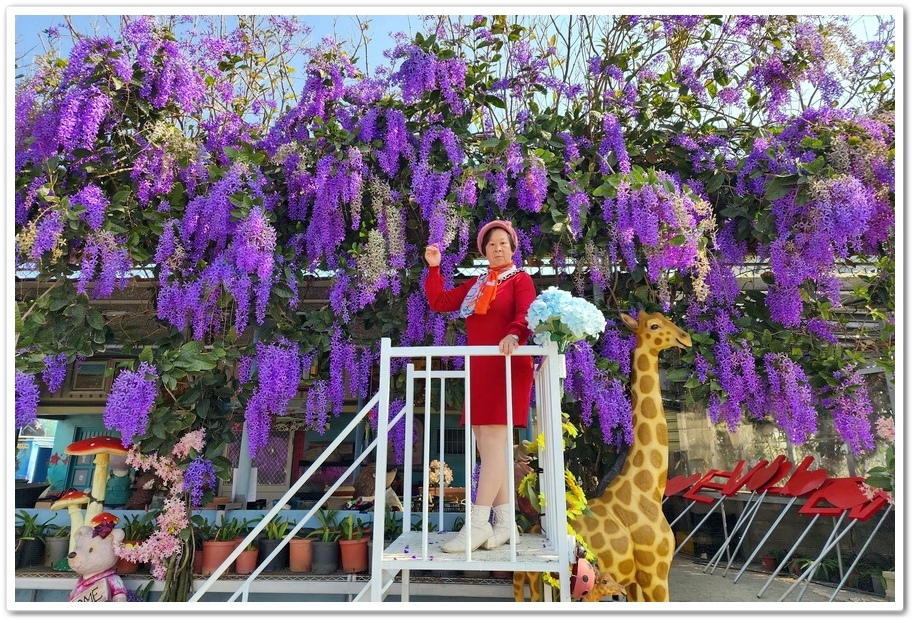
[103,362,159,444]
[184,457,217,508]
[15,371,40,429]
[42,353,68,394]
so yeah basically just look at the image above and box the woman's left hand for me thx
[499,334,520,356]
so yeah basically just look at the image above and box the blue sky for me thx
[13,12,422,77]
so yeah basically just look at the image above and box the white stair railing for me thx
[369,338,572,602]
[190,338,571,603]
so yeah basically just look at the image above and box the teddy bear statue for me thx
[67,514,129,602]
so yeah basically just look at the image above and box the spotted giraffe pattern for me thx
[570,311,691,602]
[513,570,544,602]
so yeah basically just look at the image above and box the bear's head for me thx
[69,523,125,579]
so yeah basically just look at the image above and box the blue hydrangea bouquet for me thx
[526,286,606,352]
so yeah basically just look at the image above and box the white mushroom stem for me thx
[86,453,112,518]
[66,507,84,552]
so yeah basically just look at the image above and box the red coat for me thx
[425,266,535,427]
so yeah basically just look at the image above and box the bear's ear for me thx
[75,525,94,540]
[110,528,126,546]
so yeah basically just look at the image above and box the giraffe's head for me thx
[620,310,692,351]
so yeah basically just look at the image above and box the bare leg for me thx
[473,425,511,507]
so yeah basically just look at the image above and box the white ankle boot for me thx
[481,503,514,550]
[441,503,493,553]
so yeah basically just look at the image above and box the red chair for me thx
[672,461,760,557]
[704,455,792,574]
[663,472,702,506]
[733,455,827,584]
[774,478,891,601]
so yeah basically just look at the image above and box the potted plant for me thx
[760,549,785,574]
[117,511,156,574]
[257,514,292,572]
[190,514,210,574]
[234,539,259,574]
[199,516,251,575]
[338,514,370,573]
[15,510,51,569]
[43,523,71,568]
[288,519,315,573]
[307,508,341,574]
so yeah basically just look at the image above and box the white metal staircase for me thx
[189,339,572,603]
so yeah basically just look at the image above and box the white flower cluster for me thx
[526,286,606,350]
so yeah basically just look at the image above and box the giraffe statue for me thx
[570,310,692,601]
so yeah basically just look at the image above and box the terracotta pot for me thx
[192,544,204,574]
[760,555,777,573]
[200,539,237,575]
[234,548,259,574]
[339,537,370,573]
[289,538,314,572]
[116,540,141,574]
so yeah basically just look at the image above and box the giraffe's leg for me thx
[513,572,525,602]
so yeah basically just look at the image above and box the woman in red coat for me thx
[424,220,535,553]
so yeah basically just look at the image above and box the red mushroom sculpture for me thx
[65,436,130,519]
[89,512,120,526]
[51,489,92,552]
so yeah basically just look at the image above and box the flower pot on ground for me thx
[760,555,778,574]
[870,573,886,597]
[289,537,314,572]
[882,570,895,600]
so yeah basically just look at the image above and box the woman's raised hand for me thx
[424,243,441,267]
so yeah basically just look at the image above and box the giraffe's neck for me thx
[603,339,669,500]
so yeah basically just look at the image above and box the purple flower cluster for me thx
[515,157,548,212]
[597,327,635,377]
[42,353,68,394]
[103,362,159,444]
[564,342,633,448]
[29,212,65,261]
[762,353,818,445]
[77,231,132,299]
[820,365,875,455]
[304,379,330,433]
[15,371,40,429]
[183,457,217,508]
[598,113,630,175]
[244,338,302,454]
[71,184,109,230]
